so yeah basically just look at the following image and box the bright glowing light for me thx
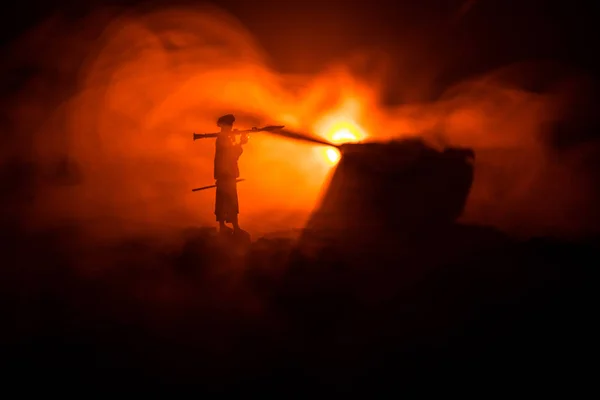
[320,119,365,144]
[331,128,357,143]
[323,128,357,164]
[326,148,341,163]
[315,117,366,164]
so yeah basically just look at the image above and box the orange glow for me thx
[326,148,341,163]
[332,129,359,143]
[314,109,366,165]
[5,5,597,239]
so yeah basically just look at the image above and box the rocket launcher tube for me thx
[193,125,285,141]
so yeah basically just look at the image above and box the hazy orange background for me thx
[2,4,598,241]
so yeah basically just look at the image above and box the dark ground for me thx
[1,209,597,392]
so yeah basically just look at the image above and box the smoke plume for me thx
[1,3,598,243]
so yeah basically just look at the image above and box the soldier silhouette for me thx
[214,114,247,235]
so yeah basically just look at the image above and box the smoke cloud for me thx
[1,3,598,244]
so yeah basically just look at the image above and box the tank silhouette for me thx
[305,138,475,234]
[253,128,475,236]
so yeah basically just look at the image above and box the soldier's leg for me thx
[215,181,233,234]
[229,179,241,231]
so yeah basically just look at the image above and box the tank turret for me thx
[304,138,475,235]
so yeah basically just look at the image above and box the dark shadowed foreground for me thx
[2,223,596,391]
[1,143,597,392]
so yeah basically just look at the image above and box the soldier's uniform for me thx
[214,114,243,224]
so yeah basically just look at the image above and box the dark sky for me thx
[1,0,598,101]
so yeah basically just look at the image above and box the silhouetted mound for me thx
[305,138,475,238]
[1,221,596,392]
